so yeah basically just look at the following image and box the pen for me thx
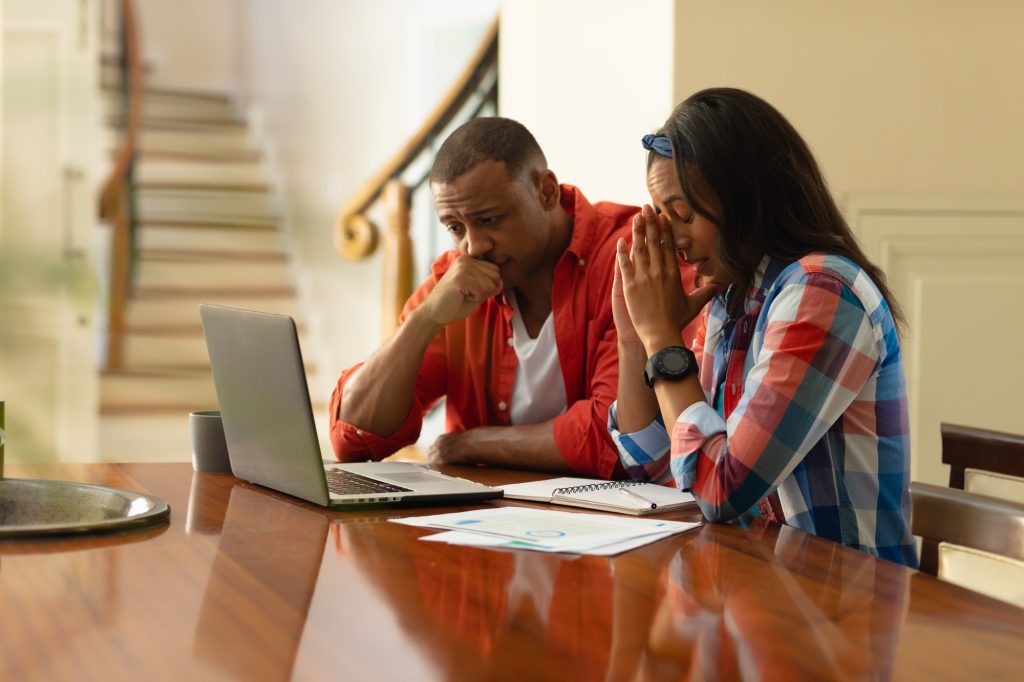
[619,487,657,509]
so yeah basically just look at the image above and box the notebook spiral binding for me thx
[551,480,646,496]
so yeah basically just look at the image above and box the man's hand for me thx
[420,255,503,328]
[427,431,469,468]
[426,423,574,473]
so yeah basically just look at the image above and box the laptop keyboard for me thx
[325,468,412,496]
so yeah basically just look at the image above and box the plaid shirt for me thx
[609,255,916,566]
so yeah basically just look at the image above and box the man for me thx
[329,117,636,477]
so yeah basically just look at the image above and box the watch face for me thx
[660,350,689,374]
[645,346,695,387]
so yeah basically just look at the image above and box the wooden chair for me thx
[911,482,1024,607]
[941,422,1024,503]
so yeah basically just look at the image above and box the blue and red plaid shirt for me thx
[609,255,916,566]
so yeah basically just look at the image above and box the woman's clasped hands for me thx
[612,205,719,352]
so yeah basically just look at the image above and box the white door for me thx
[0,0,99,462]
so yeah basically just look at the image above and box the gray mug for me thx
[189,410,232,474]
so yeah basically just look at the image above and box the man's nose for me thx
[462,227,493,258]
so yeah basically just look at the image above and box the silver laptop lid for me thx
[199,304,332,506]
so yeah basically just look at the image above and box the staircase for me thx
[99,86,323,461]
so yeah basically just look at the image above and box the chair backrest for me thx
[911,482,1024,606]
[936,543,1024,608]
[941,422,1024,490]
[964,468,1024,504]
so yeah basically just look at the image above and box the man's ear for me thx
[536,169,560,211]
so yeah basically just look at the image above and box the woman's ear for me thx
[537,169,560,210]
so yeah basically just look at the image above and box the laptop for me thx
[199,304,503,507]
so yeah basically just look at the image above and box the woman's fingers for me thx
[658,213,676,271]
[642,205,663,276]
[629,212,649,270]
[616,238,634,283]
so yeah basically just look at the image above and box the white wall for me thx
[135,0,241,93]
[499,0,677,207]
[238,0,498,398]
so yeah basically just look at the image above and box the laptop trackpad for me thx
[381,471,449,484]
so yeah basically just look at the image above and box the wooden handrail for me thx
[334,17,499,261]
[99,0,143,216]
[98,0,144,369]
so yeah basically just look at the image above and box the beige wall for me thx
[673,1,1024,484]
[674,1,1024,198]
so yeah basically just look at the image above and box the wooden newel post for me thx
[382,180,414,340]
[104,180,130,370]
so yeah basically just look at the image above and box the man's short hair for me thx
[429,117,547,185]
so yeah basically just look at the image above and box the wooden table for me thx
[2,463,1023,681]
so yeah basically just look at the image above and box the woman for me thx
[609,88,915,566]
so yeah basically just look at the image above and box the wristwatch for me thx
[643,346,697,388]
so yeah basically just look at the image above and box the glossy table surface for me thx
[2,462,1023,681]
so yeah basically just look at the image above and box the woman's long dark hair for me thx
[651,88,904,329]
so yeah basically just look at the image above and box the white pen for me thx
[619,487,657,509]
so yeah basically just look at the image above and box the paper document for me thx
[420,529,683,556]
[392,507,700,555]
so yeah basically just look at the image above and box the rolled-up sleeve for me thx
[328,364,431,462]
[607,401,673,483]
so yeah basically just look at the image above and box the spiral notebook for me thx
[499,477,697,516]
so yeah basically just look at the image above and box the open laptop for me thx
[199,304,502,507]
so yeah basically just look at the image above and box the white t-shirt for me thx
[507,293,568,426]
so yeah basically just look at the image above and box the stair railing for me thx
[335,17,498,339]
[98,0,144,369]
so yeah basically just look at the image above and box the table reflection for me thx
[333,517,909,681]
[332,519,618,681]
[186,471,236,536]
[622,521,909,680]
[192,484,331,681]
[0,523,169,680]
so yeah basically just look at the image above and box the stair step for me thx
[133,285,297,300]
[126,295,301,327]
[99,413,193,462]
[119,328,312,369]
[139,128,257,155]
[101,368,218,410]
[101,366,316,409]
[136,160,268,188]
[136,188,277,222]
[105,125,261,162]
[137,117,248,133]
[104,92,241,125]
[122,334,213,368]
[98,407,333,463]
[138,224,283,255]
[136,256,291,289]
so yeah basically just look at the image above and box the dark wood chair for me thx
[911,482,1024,579]
[941,422,1024,489]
